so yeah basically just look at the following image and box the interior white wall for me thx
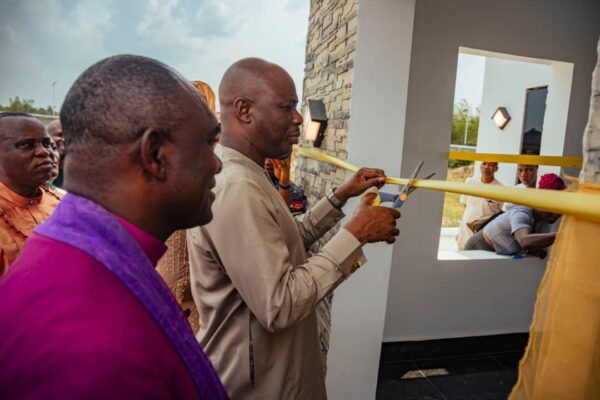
[538,62,574,179]
[473,57,573,185]
[325,1,416,399]
[476,58,551,185]
[381,0,600,341]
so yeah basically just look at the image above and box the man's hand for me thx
[334,167,387,203]
[527,248,547,259]
[344,193,401,244]
[272,158,291,185]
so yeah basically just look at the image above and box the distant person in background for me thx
[265,157,307,215]
[456,161,504,250]
[465,173,566,258]
[0,112,62,276]
[503,164,539,211]
[46,136,67,196]
[192,80,216,111]
[46,119,65,188]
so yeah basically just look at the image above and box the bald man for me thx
[188,58,400,399]
[0,56,227,399]
[0,112,62,275]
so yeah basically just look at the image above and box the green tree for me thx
[0,97,56,115]
[450,99,479,146]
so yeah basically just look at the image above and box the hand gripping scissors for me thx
[363,160,435,209]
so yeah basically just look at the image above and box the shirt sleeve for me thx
[295,197,345,248]
[195,178,365,333]
[510,207,534,235]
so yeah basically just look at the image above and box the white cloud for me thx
[168,0,310,105]
[0,0,309,110]
[136,0,243,52]
[0,0,114,108]
[66,0,113,38]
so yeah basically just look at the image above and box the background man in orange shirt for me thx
[0,112,62,275]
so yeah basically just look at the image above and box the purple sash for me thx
[35,193,228,400]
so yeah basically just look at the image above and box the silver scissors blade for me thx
[407,172,435,195]
[400,160,424,195]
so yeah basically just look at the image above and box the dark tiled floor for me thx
[377,333,528,400]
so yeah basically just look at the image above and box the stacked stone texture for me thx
[581,38,600,184]
[294,0,358,248]
[293,0,359,374]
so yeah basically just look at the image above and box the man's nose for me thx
[292,108,303,125]
[34,145,51,157]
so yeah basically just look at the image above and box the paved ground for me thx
[377,333,528,400]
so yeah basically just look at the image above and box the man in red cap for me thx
[465,173,565,258]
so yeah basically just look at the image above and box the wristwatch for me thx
[326,188,345,208]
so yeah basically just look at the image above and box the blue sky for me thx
[0,0,309,110]
[1,0,483,113]
[455,53,485,112]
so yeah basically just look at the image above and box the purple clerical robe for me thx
[0,194,227,399]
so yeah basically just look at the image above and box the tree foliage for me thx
[451,99,479,146]
[0,97,56,115]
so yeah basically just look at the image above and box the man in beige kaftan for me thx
[188,58,401,399]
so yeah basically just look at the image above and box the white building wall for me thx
[381,0,598,344]
[325,1,416,399]
[322,0,599,399]
[477,58,549,185]
[475,57,573,185]
[539,62,574,178]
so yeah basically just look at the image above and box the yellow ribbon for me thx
[448,151,582,168]
[295,146,600,223]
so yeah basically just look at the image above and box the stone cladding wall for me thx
[294,0,358,246]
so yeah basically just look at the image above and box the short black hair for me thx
[60,54,190,160]
[0,112,35,119]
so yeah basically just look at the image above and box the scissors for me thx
[363,160,435,209]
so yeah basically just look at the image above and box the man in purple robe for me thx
[0,55,228,399]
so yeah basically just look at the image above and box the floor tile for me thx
[376,377,446,400]
[491,351,524,370]
[431,370,518,400]
[414,357,517,400]
[382,337,489,362]
[476,333,529,354]
[379,342,413,363]
[377,360,420,382]
[378,334,526,399]
[413,355,505,376]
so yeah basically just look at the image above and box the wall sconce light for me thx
[303,99,328,148]
[491,107,511,129]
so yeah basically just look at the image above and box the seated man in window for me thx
[464,173,565,258]
[515,164,539,189]
[503,164,539,211]
[456,161,503,250]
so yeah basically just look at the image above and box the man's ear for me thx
[233,97,252,124]
[139,128,168,180]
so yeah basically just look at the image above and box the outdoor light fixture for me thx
[492,107,511,129]
[303,99,328,148]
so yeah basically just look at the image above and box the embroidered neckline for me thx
[0,185,61,239]
[0,209,28,240]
